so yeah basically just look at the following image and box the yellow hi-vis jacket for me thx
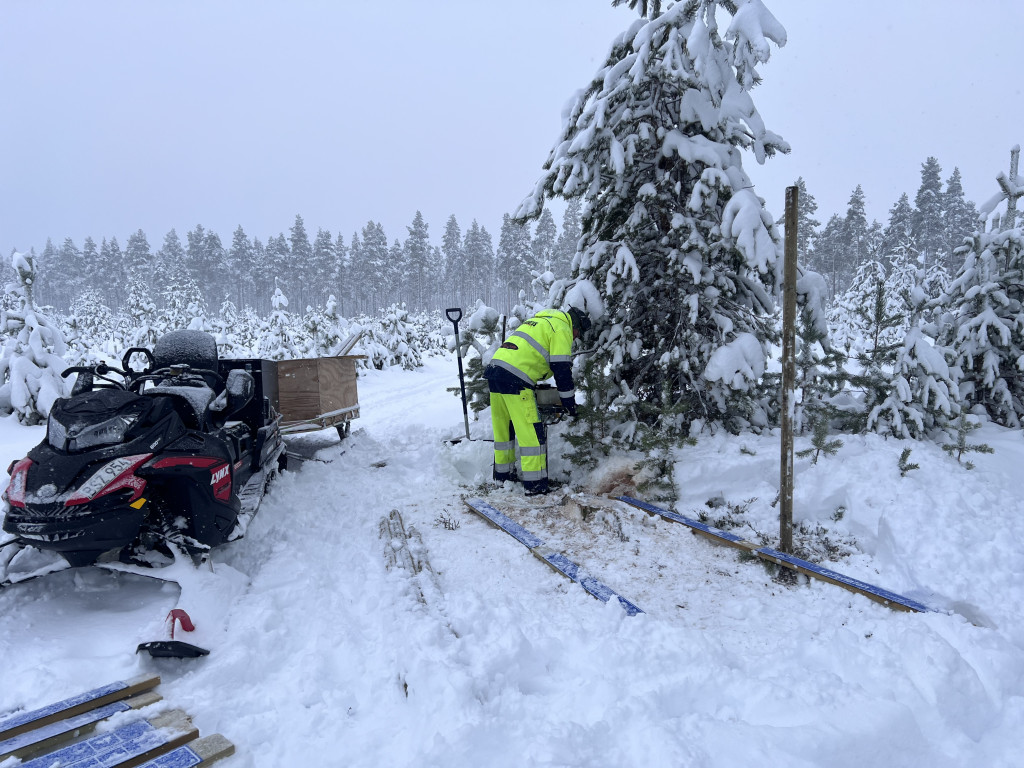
[488,310,575,399]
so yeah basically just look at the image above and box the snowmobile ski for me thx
[464,497,643,616]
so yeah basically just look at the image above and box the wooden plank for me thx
[0,674,160,742]
[135,733,235,767]
[617,496,933,614]
[0,693,162,762]
[18,709,197,768]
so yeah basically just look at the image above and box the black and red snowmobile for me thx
[0,330,285,588]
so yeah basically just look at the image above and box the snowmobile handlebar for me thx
[136,366,226,391]
[121,347,155,375]
[60,363,128,380]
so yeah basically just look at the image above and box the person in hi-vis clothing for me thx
[483,307,591,496]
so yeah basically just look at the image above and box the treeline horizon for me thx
[6,202,583,319]
[6,152,995,318]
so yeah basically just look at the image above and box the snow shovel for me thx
[446,307,473,443]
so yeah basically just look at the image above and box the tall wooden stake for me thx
[780,186,798,554]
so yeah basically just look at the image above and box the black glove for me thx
[561,397,578,418]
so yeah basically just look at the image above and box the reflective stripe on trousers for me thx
[489,389,547,484]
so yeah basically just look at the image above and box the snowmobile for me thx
[0,330,285,588]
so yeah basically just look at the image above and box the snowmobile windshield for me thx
[48,389,153,453]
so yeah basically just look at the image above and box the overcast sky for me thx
[3,1,1023,260]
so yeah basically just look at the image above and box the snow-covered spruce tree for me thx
[377,304,423,371]
[913,156,946,268]
[409,311,449,358]
[258,286,303,361]
[792,268,846,434]
[238,306,263,356]
[830,260,905,432]
[866,272,959,439]
[315,295,347,357]
[828,260,906,356]
[118,272,159,351]
[157,274,208,334]
[0,251,70,424]
[517,0,788,445]
[349,319,388,370]
[210,297,245,358]
[939,220,1024,427]
[63,290,114,366]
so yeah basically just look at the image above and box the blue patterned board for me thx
[19,719,171,768]
[539,550,581,581]
[618,496,933,614]
[0,701,129,759]
[617,496,755,547]
[579,576,644,616]
[465,498,544,548]
[0,676,158,741]
[136,744,204,768]
[465,498,643,616]
[755,547,933,613]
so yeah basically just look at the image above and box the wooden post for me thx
[780,186,798,555]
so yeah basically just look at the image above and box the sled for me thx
[277,355,364,438]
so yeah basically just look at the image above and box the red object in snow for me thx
[167,609,196,639]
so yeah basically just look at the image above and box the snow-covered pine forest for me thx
[2,0,1022,462]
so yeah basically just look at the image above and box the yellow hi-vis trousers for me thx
[490,389,547,494]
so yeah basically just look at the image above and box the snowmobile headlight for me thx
[47,414,68,450]
[67,413,141,451]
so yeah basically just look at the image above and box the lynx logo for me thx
[210,463,232,502]
[211,465,230,485]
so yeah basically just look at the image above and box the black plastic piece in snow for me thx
[136,640,210,658]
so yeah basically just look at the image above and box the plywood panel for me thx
[277,359,320,393]
[276,355,361,423]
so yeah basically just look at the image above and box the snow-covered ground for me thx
[1,355,1022,767]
